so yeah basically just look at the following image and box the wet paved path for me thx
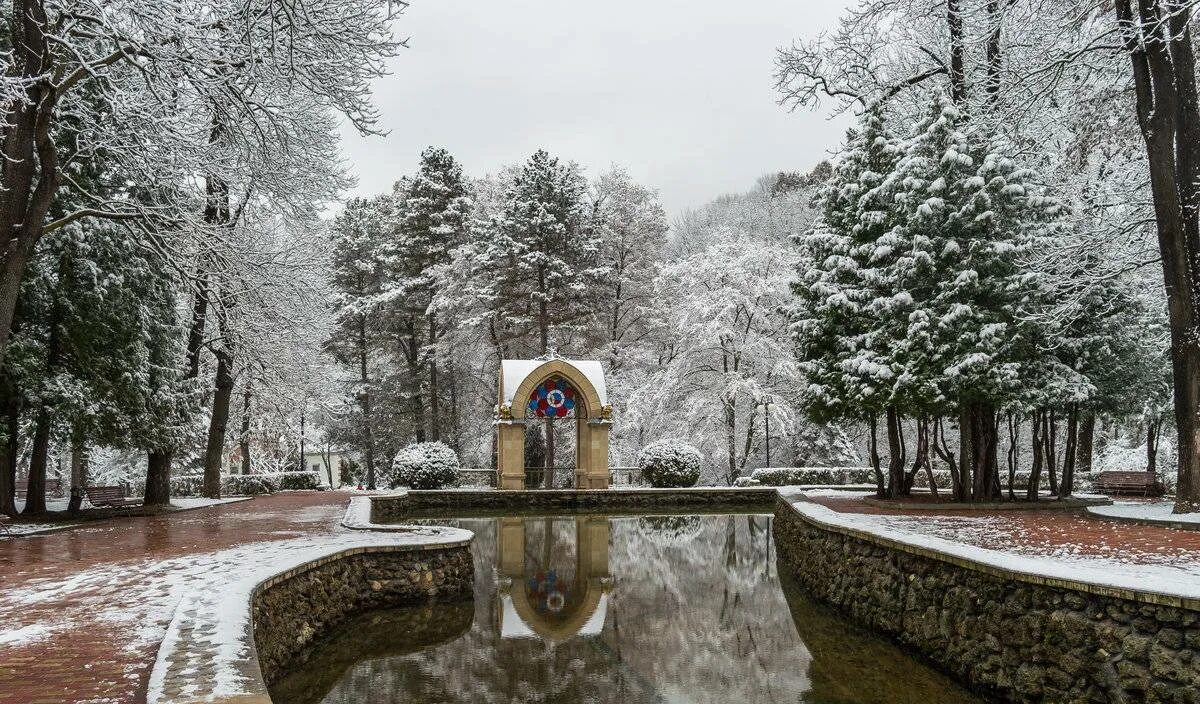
[0,492,351,704]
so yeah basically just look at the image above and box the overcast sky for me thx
[338,0,853,218]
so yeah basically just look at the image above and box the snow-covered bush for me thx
[170,474,204,497]
[263,471,323,491]
[223,474,276,496]
[637,440,702,488]
[388,442,460,489]
[750,467,875,486]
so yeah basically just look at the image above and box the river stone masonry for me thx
[773,497,1200,704]
[252,544,473,686]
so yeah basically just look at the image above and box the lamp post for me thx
[759,398,773,468]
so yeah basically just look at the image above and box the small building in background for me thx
[303,449,356,488]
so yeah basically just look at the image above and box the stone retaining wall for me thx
[773,498,1200,704]
[370,487,778,520]
[252,544,473,686]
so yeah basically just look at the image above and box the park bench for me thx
[84,485,142,509]
[1095,471,1159,496]
[15,478,63,498]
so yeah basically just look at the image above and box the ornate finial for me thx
[535,336,562,361]
[496,404,513,420]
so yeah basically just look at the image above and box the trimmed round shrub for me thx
[389,441,460,489]
[637,440,702,488]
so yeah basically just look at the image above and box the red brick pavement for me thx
[810,494,1200,562]
[0,492,353,704]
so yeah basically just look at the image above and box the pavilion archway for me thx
[495,357,612,490]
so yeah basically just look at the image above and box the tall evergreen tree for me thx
[380,147,473,442]
[891,93,1063,500]
[791,108,907,496]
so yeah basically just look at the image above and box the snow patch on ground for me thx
[1088,501,1200,525]
[0,622,56,646]
[792,500,1200,601]
[0,520,81,537]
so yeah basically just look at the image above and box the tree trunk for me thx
[968,401,998,501]
[358,313,376,490]
[958,405,973,500]
[1116,0,1200,513]
[403,321,425,443]
[0,376,18,516]
[145,449,172,505]
[202,318,235,499]
[932,416,964,501]
[984,0,1002,106]
[903,416,934,497]
[0,0,60,357]
[868,414,884,497]
[1006,412,1019,500]
[22,410,51,515]
[428,314,441,441]
[1078,411,1095,474]
[1059,403,1079,498]
[1147,418,1160,474]
[885,406,905,498]
[724,397,737,486]
[946,0,967,105]
[240,381,252,475]
[1027,409,1045,501]
[70,424,88,489]
[448,360,460,454]
[1045,410,1059,495]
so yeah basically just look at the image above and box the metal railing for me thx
[454,466,645,489]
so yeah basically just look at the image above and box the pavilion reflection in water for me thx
[494,515,613,643]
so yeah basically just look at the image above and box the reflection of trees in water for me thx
[314,514,977,704]
[634,515,703,547]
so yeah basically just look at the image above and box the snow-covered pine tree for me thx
[892,91,1063,501]
[6,222,191,514]
[380,147,473,443]
[791,107,907,496]
[489,149,604,355]
[324,196,392,489]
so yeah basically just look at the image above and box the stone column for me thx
[575,418,591,488]
[582,421,611,490]
[496,421,526,490]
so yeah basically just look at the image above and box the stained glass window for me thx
[527,376,577,418]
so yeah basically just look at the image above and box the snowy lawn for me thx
[793,499,1200,601]
[1088,500,1200,526]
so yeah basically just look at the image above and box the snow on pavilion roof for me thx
[500,358,608,407]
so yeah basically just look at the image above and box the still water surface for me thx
[271,513,983,704]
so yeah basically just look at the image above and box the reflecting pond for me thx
[271,513,984,704]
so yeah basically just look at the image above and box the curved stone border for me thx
[862,495,1112,511]
[146,522,472,704]
[784,496,1200,607]
[774,497,1200,703]
[1086,503,1200,532]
